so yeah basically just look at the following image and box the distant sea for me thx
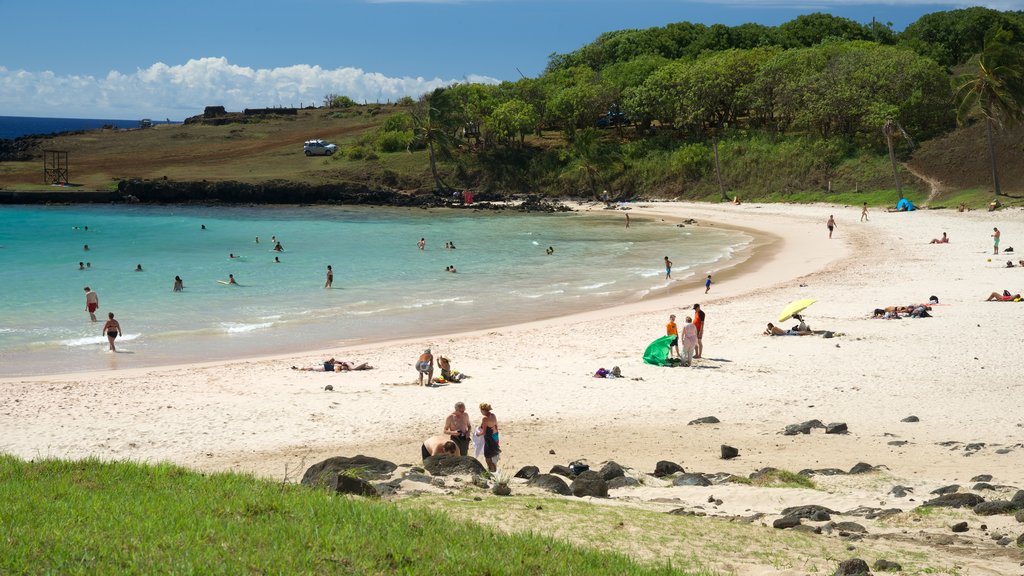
[0,115,175,140]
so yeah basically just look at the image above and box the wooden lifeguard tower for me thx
[43,150,69,185]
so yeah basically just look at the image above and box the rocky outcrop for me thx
[654,460,684,477]
[422,455,486,476]
[301,455,397,486]
[570,470,609,498]
[527,474,572,496]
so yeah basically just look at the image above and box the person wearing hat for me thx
[416,348,434,385]
[692,304,706,359]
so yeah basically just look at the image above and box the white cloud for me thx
[691,0,1024,8]
[0,57,499,120]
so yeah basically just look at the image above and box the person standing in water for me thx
[102,312,121,352]
[325,265,333,288]
[418,238,426,251]
[173,276,184,292]
[228,274,237,285]
[84,287,99,322]
[664,256,673,280]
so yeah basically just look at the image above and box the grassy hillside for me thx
[0,105,1020,208]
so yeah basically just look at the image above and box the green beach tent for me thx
[643,335,678,367]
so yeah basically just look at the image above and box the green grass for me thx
[0,455,688,575]
[749,469,817,489]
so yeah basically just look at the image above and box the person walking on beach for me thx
[827,215,837,239]
[325,265,333,289]
[420,435,458,460]
[479,403,500,472]
[993,227,1001,255]
[666,314,680,359]
[443,402,472,456]
[418,238,426,251]
[84,286,99,322]
[664,256,673,280]
[681,316,698,366]
[102,312,121,352]
[692,303,706,359]
[625,213,630,228]
[173,276,184,292]
[705,274,712,294]
[416,348,434,386]
[860,203,869,222]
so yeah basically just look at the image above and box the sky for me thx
[1,0,1020,120]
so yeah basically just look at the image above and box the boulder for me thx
[720,445,739,460]
[832,521,867,533]
[1017,533,1024,546]
[834,558,871,575]
[783,419,825,435]
[849,462,875,474]
[773,516,801,529]
[1015,509,1024,523]
[889,485,913,498]
[403,472,434,485]
[922,493,985,509]
[422,455,486,477]
[930,484,960,495]
[570,470,609,498]
[973,482,995,491]
[549,464,575,479]
[527,474,572,496]
[825,422,848,434]
[970,474,993,482]
[1011,490,1024,509]
[599,461,625,481]
[781,505,839,520]
[654,460,684,477]
[607,476,639,489]
[901,415,920,422]
[327,474,378,497]
[673,473,712,487]
[492,483,511,496]
[301,455,398,486]
[514,466,540,480]
[974,500,1016,516]
[688,416,720,425]
[951,521,969,533]
[873,560,901,572]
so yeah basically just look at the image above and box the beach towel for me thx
[472,426,485,458]
[643,335,677,366]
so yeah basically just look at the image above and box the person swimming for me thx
[135,264,143,272]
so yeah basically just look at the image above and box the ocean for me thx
[0,205,750,376]
[0,115,173,140]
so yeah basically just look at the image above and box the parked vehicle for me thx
[595,104,628,128]
[303,139,337,156]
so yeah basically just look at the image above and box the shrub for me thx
[670,143,712,180]
[377,130,414,153]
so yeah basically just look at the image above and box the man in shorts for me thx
[666,314,679,359]
[692,303,706,359]
[421,435,458,460]
[416,348,434,386]
[84,287,99,322]
[443,402,472,456]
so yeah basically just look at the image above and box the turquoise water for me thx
[0,205,750,376]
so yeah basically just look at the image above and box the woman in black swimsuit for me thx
[102,312,122,352]
[479,403,500,472]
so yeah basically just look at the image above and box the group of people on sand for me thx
[872,304,933,319]
[421,402,501,472]
[764,313,814,335]
[292,358,373,372]
[665,304,705,365]
[415,349,467,385]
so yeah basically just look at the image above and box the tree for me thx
[408,107,455,192]
[954,26,1024,196]
[485,99,538,146]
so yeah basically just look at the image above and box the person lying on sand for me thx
[292,358,374,372]
[929,232,949,244]
[764,322,811,336]
[986,290,1021,302]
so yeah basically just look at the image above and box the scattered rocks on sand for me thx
[783,419,825,435]
[423,455,486,477]
[921,493,985,509]
[833,558,871,575]
[599,461,625,481]
[873,559,902,572]
[951,521,969,533]
[514,465,539,480]
[901,415,920,423]
[889,485,913,498]
[843,506,900,520]
[825,422,848,434]
[971,474,993,482]
[570,470,609,498]
[549,464,575,479]
[673,473,712,487]
[688,416,721,425]
[773,516,802,529]
[654,460,684,477]
[930,484,960,495]
[527,474,572,496]
[849,462,875,474]
[720,445,739,459]
[781,505,838,521]
[301,455,398,486]
[974,500,1017,516]
[403,472,434,484]
[607,476,639,489]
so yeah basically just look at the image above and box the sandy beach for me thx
[4,201,1024,573]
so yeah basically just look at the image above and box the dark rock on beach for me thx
[799,468,847,477]
[599,461,625,481]
[973,482,995,491]
[901,415,920,422]
[832,521,867,533]
[720,445,739,459]
[301,455,398,486]
[773,516,802,529]
[549,464,575,479]
[974,500,1016,516]
[673,473,712,487]
[849,462,875,475]
[607,476,639,489]
[931,484,960,495]
[514,466,539,480]
[825,422,848,434]
[328,474,379,497]
[570,470,609,498]
[922,493,985,509]
[492,482,512,496]
[781,505,839,520]
[889,485,913,498]
[1015,509,1024,523]
[834,558,871,575]
[971,474,993,482]
[527,473,572,496]
[422,454,486,477]
[1011,490,1024,509]
[654,460,684,477]
[873,559,902,572]
[951,521,969,532]
[783,419,825,435]
[688,416,720,425]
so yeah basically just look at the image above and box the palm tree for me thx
[954,26,1024,196]
[408,107,454,192]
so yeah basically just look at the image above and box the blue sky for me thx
[1,0,1019,119]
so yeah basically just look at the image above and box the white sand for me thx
[3,202,1023,571]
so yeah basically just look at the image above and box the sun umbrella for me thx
[778,298,816,323]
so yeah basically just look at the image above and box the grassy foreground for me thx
[0,455,689,575]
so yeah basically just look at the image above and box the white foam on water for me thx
[220,322,274,334]
[579,281,616,290]
[61,333,140,347]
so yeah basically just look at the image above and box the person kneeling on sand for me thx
[421,435,458,460]
[416,349,434,385]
